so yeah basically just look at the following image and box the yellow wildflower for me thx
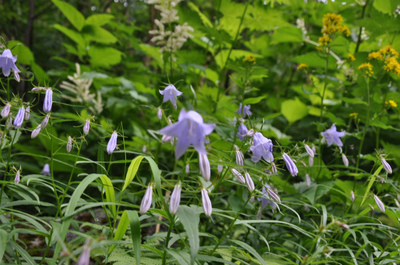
[349,113,358,119]
[244,54,256,64]
[318,35,332,46]
[297,63,309,71]
[358,63,374,76]
[347,53,356,62]
[385,100,398,108]
[368,51,383,60]
[384,57,400,76]
[318,13,350,50]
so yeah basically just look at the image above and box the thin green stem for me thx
[356,77,370,172]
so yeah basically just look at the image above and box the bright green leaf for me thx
[88,46,123,68]
[8,41,34,65]
[122,156,144,193]
[86,14,114,26]
[52,0,85,31]
[281,97,308,123]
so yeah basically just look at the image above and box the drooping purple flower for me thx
[236,103,252,118]
[83,119,90,135]
[107,131,118,154]
[0,49,20,77]
[159,109,215,159]
[321,124,345,147]
[169,182,181,215]
[245,172,255,192]
[258,184,277,210]
[374,194,385,213]
[43,89,53,113]
[1,103,11,118]
[201,188,212,217]
[282,153,298,177]
[140,184,153,214]
[237,124,248,141]
[13,107,24,128]
[41,114,50,128]
[14,169,21,184]
[342,153,349,167]
[199,153,211,181]
[250,132,274,163]
[380,156,392,174]
[42,164,50,176]
[24,106,30,120]
[31,125,41,138]
[159,84,183,110]
[67,136,72,153]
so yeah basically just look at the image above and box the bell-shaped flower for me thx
[1,103,11,118]
[107,131,118,154]
[31,124,41,138]
[159,109,215,159]
[236,103,252,118]
[321,124,345,147]
[380,156,392,174]
[140,184,153,214]
[42,164,51,176]
[43,88,53,113]
[0,49,20,77]
[283,153,298,176]
[201,188,212,217]
[159,84,182,110]
[169,182,181,215]
[199,153,211,181]
[250,132,274,163]
[237,124,248,141]
[13,107,24,128]
[83,119,90,135]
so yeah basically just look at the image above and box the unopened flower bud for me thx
[267,188,281,203]
[395,199,400,209]
[342,153,349,167]
[305,174,311,187]
[76,238,91,265]
[231,168,245,184]
[232,117,237,126]
[305,144,314,157]
[300,161,307,167]
[67,136,72,153]
[218,160,223,174]
[199,153,210,181]
[14,71,20,82]
[309,156,314,167]
[24,106,30,120]
[14,169,21,184]
[41,114,50,128]
[13,107,24,128]
[338,222,350,230]
[107,131,118,154]
[374,194,385,213]
[42,164,50,176]
[201,188,212,217]
[31,125,41,138]
[31,86,46,92]
[350,191,355,202]
[157,107,162,120]
[1,103,11,118]
[43,88,53,113]
[247,129,254,137]
[169,182,181,215]
[161,135,174,145]
[140,184,153,214]
[380,156,392,174]
[272,162,277,175]
[245,172,255,192]
[6,116,12,130]
[312,144,316,154]
[185,163,190,174]
[283,153,298,177]
[250,196,255,203]
[234,145,244,167]
[83,119,90,135]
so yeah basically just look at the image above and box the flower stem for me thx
[356,77,370,172]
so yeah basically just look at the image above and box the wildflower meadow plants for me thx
[0,1,400,264]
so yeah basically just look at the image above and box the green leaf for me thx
[82,25,117,44]
[243,95,266,105]
[8,41,34,65]
[361,167,383,206]
[126,210,141,265]
[214,49,262,69]
[301,182,335,205]
[292,52,337,70]
[122,156,144,193]
[53,24,85,50]
[271,26,303,44]
[52,0,85,31]
[99,175,116,218]
[281,97,308,123]
[373,0,397,14]
[32,62,49,84]
[85,14,114,26]
[0,229,7,261]
[168,249,191,265]
[177,206,200,261]
[88,46,123,68]
[229,239,266,265]
[187,2,212,28]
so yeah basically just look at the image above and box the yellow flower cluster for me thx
[385,100,398,108]
[347,53,356,62]
[358,63,374,76]
[368,45,400,76]
[318,13,350,49]
[349,112,358,119]
[244,54,256,65]
[297,63,309,70]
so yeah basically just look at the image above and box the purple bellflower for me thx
[43,89,53,113]
[159,84,183,110]
[321,124,345,147]
[1,103,11,118]
[159,109,215,159]
[0,49,20,77]
[140,184,153,214]
[25,106,30,120]
[282,153,298,176]
[258,184,277,210]
[237,124,248,141]
[42,164,50,176]
[169,182,181,215]
[83,119,90,135]
[107,131,118,154]
[250,132,274,163]
[236,103,252,118]
[380,156,392,174]
[201,188,212,217]
[13,107,25,128]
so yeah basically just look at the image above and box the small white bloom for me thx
[157,107,163,120]
[218,160,223,174]
[342,153,349,167]
[350,190,355,202]
[185,163,190,174]
[305,174,311,187]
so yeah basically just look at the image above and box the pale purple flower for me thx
[14,169,21,184]
[342,153,349,167]
[247,129,254,137]
[13,107,24,128]
[169,182,181,215]
[309,156,314,167]
[245,172,255,192]
[140,184,153,214]
[250,132,274,163]
[159,109,215,159]
[305,174,311,186]
[234,145,244,167]
[283,153,298,176]
[76,238,91,265]
[67,136,72,153]
[107,131,118,154]
[83,119,90,135]
[321,124,345,147]
[267,188,281,203]
[305,144,314,157]
[231,168,245,184]
[142,145,147,152]
[258,184,277,210]
[157,107,162,120]
[237,124,248,141]
[42,164,50,176]
[218,160,223,174]
[31,87,46,92]
[350,191,355,202]
[0,49,20,77]
[31,125,41,138]
[201,188,212,217]
[236,103,252,118]
[43,89,53,113]
[1,103,11,118]
[41,114,50,128]
[159,84,182,110]
[272,162,277,175]
[380,156,392,174]
[374,194,385,213]
[199,153,211,181]
[161,135,174,145]
[185,163,190,173]
[24,106,30,120]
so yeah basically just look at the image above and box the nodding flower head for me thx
[83,119,90,135]
[1,103,11,118]
[107,131,118,154]
[159,84,182,110]
[201,188,212,217]
[237,124,248,141]
[140,184,153,214]
[282,153,298,177]
[42,164,51,176]
[0,49,20,77]
[199,153,211,181]
[169,182,182,215]
[250,132,274,163]
[236,103,252,118]
[13,107,24,128]
[31,124,41,139]
[43,88,53,113]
